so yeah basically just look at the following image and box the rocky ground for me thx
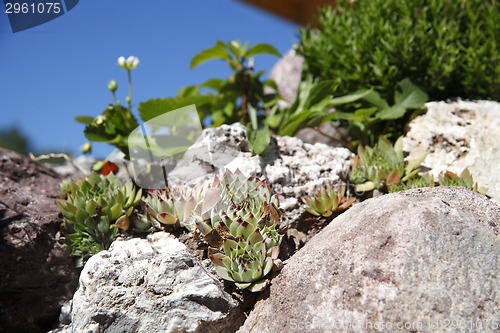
[1,99,499,333]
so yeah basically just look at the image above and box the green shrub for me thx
[298,0,500,102]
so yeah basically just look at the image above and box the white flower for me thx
[117,56,139,70]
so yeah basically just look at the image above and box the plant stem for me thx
[314,126,356,153]
[112,91,120,106]
[127,69,132,111]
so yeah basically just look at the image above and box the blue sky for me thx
[0,0,298,158]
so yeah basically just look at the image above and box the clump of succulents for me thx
[56,172,145,266]
[439,168,487,194]
[301,185,355,217]
[350,136,427,192]
[142,182,216,231]
[195,169,283,292]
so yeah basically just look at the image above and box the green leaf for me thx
[83,127,109,142]
[376,105,406,120]
[247,125,271,156]
[328,88,373,106]
[394,78,428,109]
[200,78,226,91]
[248,104,258,130]
[190,42,231,69]
[363,90,390,109]
[74,116,94,125]
[138,96,213,122]
[243,43,281,60]
[355,181,376,192]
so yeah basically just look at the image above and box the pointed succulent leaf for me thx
[263,257,274,276]
[215,266,234,281]
[115,215,130,230]
[202,188,220,215]
[210,253,227,268]
[157,212,177,225]
[248,229,264,245]
[247,279,269,292]
[109,203,123,221]
[75,209,88,225]
[355,181,376,192]
[236,221,255,239]
[406,152,426,175]
[386,172,401,186]
[223,239,238,256]
[97,216,110,233]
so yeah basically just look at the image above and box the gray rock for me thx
[238,187,500,333]
[266,48,304,109]
[69,232,243,333]
[403,99,500,203]
[168,123,353,227]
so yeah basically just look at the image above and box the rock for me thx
[403,99,500,203]
[68,232,243,333]
[296,121,347,148]
[0,148,79,333]
[168,123,353,227]
[266,49,304,109]
[238,187,500,333]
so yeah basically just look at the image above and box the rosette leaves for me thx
[301,185,354,217]
[350,136,426,192]
[196,169,283,292]
[56,172,144,266]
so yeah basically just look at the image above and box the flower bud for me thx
[117,56,126,69]
[117,56,139,70]
[95,115,105,125]
[80,142,92,154]
[108,80,117,92]
[92,161,105,172]
[126,96,131,104]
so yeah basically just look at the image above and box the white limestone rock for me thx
[68,232,242,333]
[167,123,353,226]
[403,100,500,203]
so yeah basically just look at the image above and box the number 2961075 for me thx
[5,2,62,14]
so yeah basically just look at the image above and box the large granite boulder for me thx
[238,187,500,333]
[168,123,353,227]
[66,232,244,333]
[403,99,500,203]
[0,148,79,333]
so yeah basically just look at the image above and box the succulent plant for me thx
[301,185,355,217]
[56,172,144,266]
[350,136,427,192]
[142,189,178,226]
[387,172,435,193]
[195,169,283,292]
[439,168,487,194]
[142,182,217,231]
